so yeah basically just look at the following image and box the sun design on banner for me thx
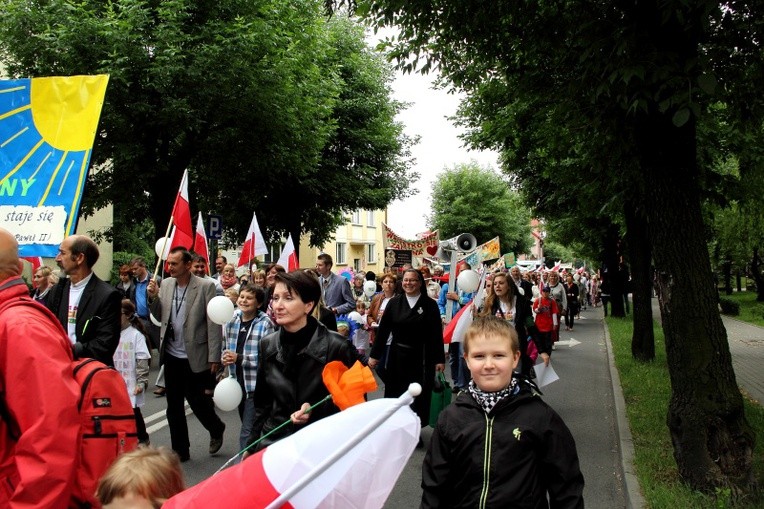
[0,75,108,256]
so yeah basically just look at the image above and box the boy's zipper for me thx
[479,414,494,509]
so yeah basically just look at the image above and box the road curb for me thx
[603,320,646,509]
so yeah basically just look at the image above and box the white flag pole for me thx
[264,383,422,509]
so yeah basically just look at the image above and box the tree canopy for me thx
[428,162,531,256]
[0,1,415,248]
[354,0,763,497]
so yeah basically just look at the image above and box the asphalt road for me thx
[142,304,627,507]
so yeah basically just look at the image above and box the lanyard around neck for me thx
[173,283,188,317]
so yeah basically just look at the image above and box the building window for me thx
[367,210,374,226]
[351,210,361,225]
[336,242,347,265]
[367,243,376,263]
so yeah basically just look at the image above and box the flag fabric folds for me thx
[276,234,299,271]
[443,301,473,345]
[171,169,193,239]
[163,395,420,509]
[237,212,268,268]
[194,212,209,270]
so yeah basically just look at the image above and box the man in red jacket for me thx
[0,228,80,507]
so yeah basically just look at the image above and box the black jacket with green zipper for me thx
[421,377,584,509]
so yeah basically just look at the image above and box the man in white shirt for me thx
[47,235,121,366]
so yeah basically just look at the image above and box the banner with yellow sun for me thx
[0,75,109,257]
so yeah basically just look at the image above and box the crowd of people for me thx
[3,229,593,507]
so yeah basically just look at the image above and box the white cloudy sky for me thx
[375,33,500,239]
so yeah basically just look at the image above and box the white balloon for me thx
[213,377,243,411]
[207,296,235,325]
[154,237,171,260]
[456,269,480,293]
[363,280,376,298]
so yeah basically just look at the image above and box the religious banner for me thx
[460,236,501,268]
[384,249,412,269]
[0,75,109,257]
[382,223,439,257]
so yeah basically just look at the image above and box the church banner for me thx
[460,236,501,268]
[382,223,439,257]
[0,75,109,256]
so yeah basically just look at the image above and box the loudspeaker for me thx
[435,233,477,259]
[455,233,477,252]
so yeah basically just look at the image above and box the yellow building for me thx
[297,208,388,273]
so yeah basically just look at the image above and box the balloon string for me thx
[213,394,333,475]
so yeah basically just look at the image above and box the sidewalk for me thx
[650,298,764,404]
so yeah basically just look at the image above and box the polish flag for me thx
[168,224,193,251]
[276,234,299,271]
[193,212,209,272]
[237,212,268,268]
[171,169,193,239]
[164,387,420,509]
[552,261,561,272]
[443,300,473,344]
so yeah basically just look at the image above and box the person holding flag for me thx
[243,271,358,454]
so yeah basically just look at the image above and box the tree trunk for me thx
[631,2,755,495]
[722,260,732,296]
[637,108,755,497]
[602,225,625,317]
[752,248,764,302]
[624,203,654,361]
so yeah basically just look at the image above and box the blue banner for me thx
[0,75,109,256]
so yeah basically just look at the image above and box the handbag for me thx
[429,371,452,428]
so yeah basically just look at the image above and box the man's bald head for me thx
[0,228,22,281]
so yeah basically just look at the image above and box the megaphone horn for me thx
[456,233,477,252]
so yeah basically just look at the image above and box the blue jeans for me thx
[239,391,256,453]
[448,342,470,389]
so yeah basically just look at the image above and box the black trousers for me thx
[164,353,225,456]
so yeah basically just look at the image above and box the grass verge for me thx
[718,291,764,328]
[607,316,764,508]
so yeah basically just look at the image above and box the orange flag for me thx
[322,360,378,411]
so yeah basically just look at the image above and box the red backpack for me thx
[0,295,138,508]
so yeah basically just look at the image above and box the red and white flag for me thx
[168,224,193,252]
[552,261,561,272]
[276,234,299,271]
[237,212,268,268]
[193,212,209,271]
[164,390,420,509]
[443,301,474,345]
[21,256,42,273]
[171,169,193,239]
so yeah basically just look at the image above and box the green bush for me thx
[719,297,740,316]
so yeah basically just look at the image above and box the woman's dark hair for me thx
[365,271,377,282]
[274,271,320,313]
[265,263,286,274]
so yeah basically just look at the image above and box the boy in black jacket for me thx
[421,316,584,508]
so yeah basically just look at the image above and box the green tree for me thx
[352,0,761,495]
[0,1,414,250]
[428,162,531,255]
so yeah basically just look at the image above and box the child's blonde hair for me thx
[463,316,519,355]
[96,447,185,506]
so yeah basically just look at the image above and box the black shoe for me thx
[176,450,190,462]
[209,425,225,455]
[209,436,223,455]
